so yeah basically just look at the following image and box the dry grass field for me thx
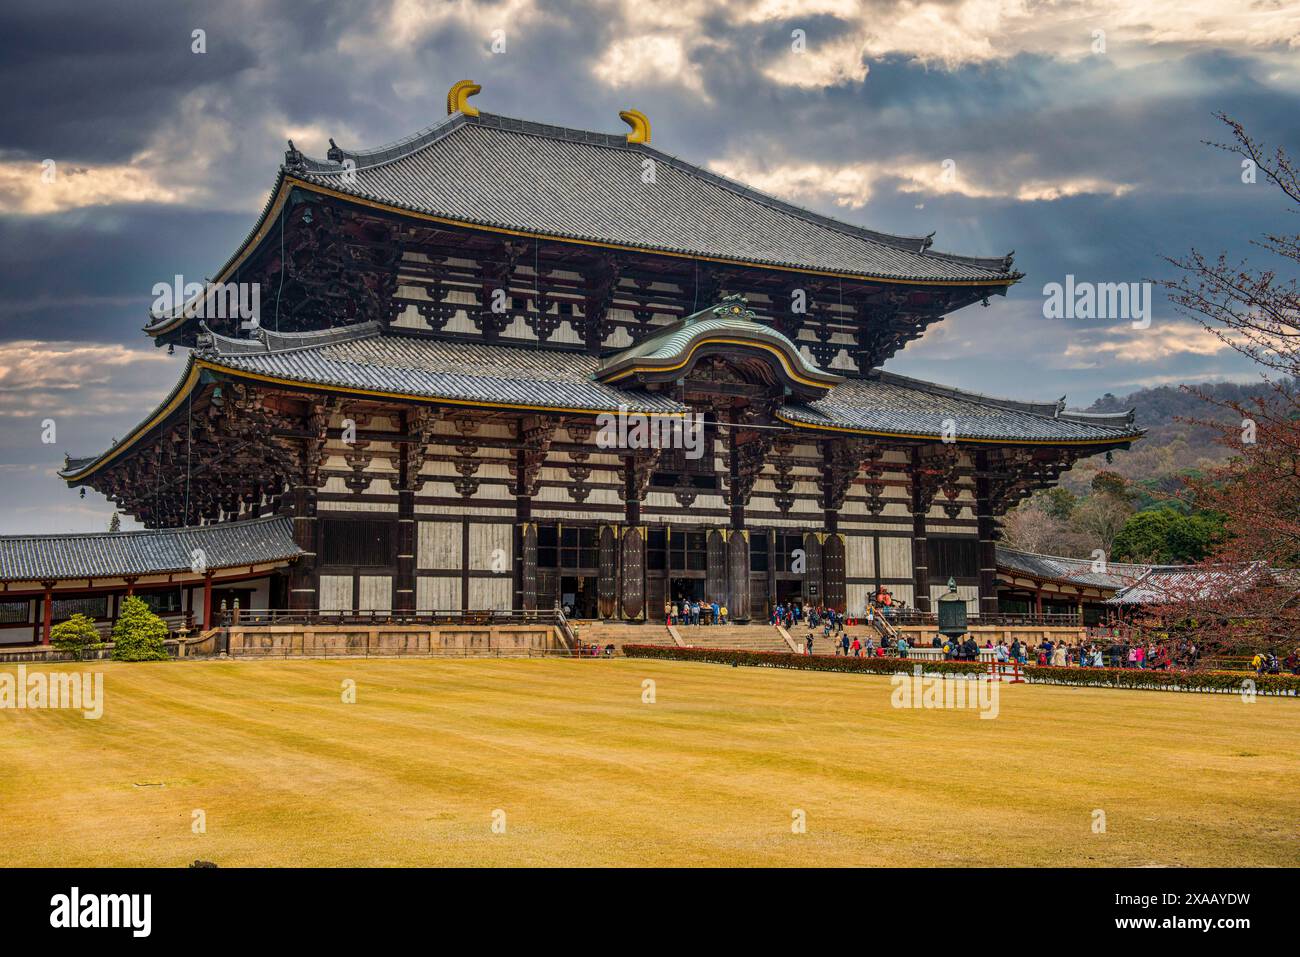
[1,657,1296,867]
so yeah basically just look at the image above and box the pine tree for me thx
[110,596,170,661]
[108,512,121,533]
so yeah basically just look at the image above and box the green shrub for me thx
[49,613,102,660]
[620,645,1300,696]
[110,596,171,661]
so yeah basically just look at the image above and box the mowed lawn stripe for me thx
[0,659,1295,866]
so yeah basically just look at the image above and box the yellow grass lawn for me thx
[1,657,1295,866]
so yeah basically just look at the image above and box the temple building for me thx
[26,83,1143,639]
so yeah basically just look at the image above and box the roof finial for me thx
[619,109,651,144]
[447,80,481,117]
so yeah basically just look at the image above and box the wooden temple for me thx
[44,83,1142,630]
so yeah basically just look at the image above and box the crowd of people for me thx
[665,598,729,626]
[1252,650,1300,675]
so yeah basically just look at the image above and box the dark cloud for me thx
[0,0,1296,530]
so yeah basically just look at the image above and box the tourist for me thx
[719,603,728,625]
[995,642,1008,663]
[711,600,720,625]
[840,631,850,656]
[851,636,862,657]
[897,635,909,659]
[805,632,814,655]
[1051,643,1066,667]
[664,598,674,626]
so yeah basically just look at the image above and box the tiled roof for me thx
[197,324,688,414]
[283,111,1017,285]
[1104,563,1270,605]
[65,321,1144,481]
[996,546,1151,591]
[0,516,301,583]
[781,372,1142,444]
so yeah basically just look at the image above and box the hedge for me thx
[621,645,1300,696]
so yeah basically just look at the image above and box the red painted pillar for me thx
[41,582,53,645]
[202,573,214,629]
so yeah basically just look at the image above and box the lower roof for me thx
[996,546,1152,591]
[62,320,1141,483]
[0,516,301,584]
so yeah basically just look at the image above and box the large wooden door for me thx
[621,526,645,620]
[803,532,823,605]
[706,529,727,604]
[823,533,846,612]
[727,530,750,621]
[597,525,619,619]
[520,523,538,611]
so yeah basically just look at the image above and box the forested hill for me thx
[1061,378,1286,496]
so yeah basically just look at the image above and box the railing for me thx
[218,608,566,628]
[881,611,1082,628]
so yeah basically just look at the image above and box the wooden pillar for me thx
[726,433,751,622]
[41,582,54,645]
[974,450,999,619]
[287,483,318,611]
[910,447,931,613]
[766,528,777,617]
[394,417,416,613]
[1035,585,1043,616]
[514,447,532,613]
[202,572,214,629]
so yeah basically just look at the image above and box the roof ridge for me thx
[997,545,1151,570]
[197,320,382,358]
[876,370,1064,418]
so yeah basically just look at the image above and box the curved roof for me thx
[597,296,843,397]
[146,108,1019,337]
[288,112,1018,284]
[66,309,1143,485]
[0,516,301,584]
[996,546,1151,590]
[780,374,1142,445]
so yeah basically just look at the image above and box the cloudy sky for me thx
[1,0,1298,533]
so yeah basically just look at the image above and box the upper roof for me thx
[289,110,1017,283]
[0,515,301,583]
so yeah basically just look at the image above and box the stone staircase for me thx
[674,624,792,653]
[569,621,676,655]
[569,621,796,655]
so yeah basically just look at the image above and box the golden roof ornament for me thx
[447,80,481,117]
[619,109,651,144]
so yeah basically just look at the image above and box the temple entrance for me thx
[669,577,706,602]
[560,575,597,619]
[775,578,804,609]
